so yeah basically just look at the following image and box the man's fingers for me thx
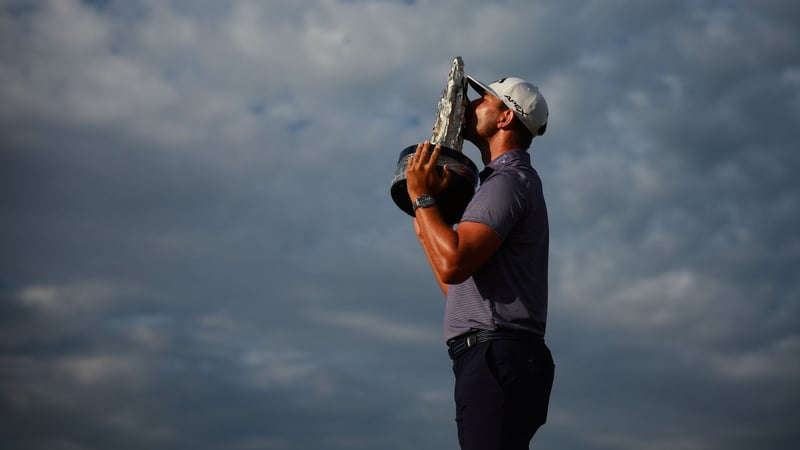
[409,142,424,169]
[428,145,441,168]
[418,140,431,164]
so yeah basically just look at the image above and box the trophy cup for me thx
[390,57,479,225]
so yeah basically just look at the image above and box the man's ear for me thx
[498,109,516,129]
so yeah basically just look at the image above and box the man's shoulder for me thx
[480,169,519,194]
[487,163,540,190]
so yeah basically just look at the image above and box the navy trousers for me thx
[452,338,554,450]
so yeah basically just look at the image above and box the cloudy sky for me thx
[1,0,798,449]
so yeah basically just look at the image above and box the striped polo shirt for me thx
[444,150,549,341]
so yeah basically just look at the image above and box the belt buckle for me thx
[466,334,478,348]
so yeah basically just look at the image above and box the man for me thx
[405,75,555,450]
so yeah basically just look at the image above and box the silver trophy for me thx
[390,57,478,225]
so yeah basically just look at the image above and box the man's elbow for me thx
[439,264,471,285]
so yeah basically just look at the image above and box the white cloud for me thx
[308,310,440,344]
[57,354,145,385]
[19,281,137,316]
[703,335,800,382]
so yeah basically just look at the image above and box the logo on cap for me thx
[504,95,528,117]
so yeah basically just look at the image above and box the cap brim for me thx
[466,75,500,100]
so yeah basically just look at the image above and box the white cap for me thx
[467,75,549,136]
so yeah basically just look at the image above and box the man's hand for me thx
[405,141,451,200]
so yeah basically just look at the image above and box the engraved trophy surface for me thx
[390,57,479,225]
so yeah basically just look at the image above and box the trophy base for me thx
[390,145,479,225]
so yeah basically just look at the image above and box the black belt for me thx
[447,329,542,361]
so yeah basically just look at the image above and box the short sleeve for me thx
[459,172,526,239]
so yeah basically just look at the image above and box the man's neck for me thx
[474,130,527,165]
[485,140,525,165]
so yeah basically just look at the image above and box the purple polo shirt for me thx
[444,150,549,341]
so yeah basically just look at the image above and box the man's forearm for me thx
[413,197,504,286]
[414,216,449,296]
[413,201,464,286]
